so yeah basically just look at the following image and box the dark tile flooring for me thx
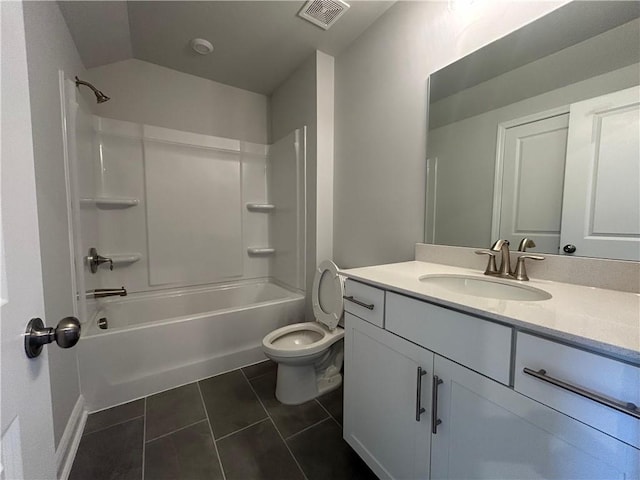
[70,361,376,480]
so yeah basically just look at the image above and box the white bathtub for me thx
[77,281,304,411]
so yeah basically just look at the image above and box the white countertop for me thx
[340,261,640,364]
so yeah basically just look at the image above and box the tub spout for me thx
[87,287,127,299]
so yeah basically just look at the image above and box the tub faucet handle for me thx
[87,247,113,273]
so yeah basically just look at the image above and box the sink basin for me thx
[419,274,552,301]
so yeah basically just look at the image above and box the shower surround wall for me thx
[71,112,307,409]
[77,116,306,310]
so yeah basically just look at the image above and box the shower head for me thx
[74,76,110,104]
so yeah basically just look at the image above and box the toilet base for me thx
[275,364,343,406]
[275,363,314,405]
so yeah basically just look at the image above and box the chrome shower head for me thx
[75,76,110,104]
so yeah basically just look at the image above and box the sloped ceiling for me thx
[59,1,395,95]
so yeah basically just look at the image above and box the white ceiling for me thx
[59,1,395,95]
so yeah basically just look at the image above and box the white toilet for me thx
[262,260,345,405]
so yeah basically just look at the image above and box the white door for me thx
[1,2,57,479]
[496,112,569,254]
[560,86,640,260]
[344,313,433,480]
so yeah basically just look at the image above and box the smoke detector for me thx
[191,38,214,55]
[298,0,350,30]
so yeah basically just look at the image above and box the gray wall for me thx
[84,58,269,144]
[270,51,334,320]
[22,0,84,451]
[333,0,567,268]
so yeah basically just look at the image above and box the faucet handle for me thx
[87,247,114,273]
[513,254,545,281]
[475,250,498,275]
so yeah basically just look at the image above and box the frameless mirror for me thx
[426,1,640,260]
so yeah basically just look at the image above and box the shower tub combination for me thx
[78,281,304,411]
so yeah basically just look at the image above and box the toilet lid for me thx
[312,260,344,330]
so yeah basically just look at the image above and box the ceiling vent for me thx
[298,0,350,30]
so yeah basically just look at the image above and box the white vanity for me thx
[340,260,639,479]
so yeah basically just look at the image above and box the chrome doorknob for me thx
[24,317,81,358]
[563,244,577,254]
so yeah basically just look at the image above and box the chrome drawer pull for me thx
[431,375,444,434]
[523,368,640,420]
[415,367,427,421]
[343,295,374,310]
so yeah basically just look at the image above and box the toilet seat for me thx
[262,322,344,359]
[312,260,344,330]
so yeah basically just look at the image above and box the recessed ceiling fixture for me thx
[191,38,214,55]
[298,0,350,30]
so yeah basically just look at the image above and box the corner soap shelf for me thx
[247,248,275,256]
[80,197,139,209]
[246,203,275,212]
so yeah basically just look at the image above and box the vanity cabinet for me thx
[344,312,433,480]
[431,355,638,480]
[343,279,640,480]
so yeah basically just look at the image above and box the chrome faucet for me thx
[476,238,544,281]
[86,287,127,299]
[491,239,513,278]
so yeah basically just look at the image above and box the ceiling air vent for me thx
[298,0,350,30]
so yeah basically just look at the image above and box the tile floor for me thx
[69,361,377,480]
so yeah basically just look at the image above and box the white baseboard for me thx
[55,394,87,480]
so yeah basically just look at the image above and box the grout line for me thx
[315,397,342,429]
[285,417,332,441]
[144,419,210,444]
[214,417,270,442]
[82,415,145,437]
[243,367,277,382]
[197,381,228,480]
[141,397,147,480]
[241,369,309,480]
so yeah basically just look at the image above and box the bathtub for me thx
[77,281,305,411]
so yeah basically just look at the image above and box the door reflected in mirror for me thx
[426,1,640,261]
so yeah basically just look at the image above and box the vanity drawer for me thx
[343,280,385,328]
[515,332,640,447]
[385,292,512,384]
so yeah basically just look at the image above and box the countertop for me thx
[340,261,640,365]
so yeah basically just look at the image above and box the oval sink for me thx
[419,274,552,301]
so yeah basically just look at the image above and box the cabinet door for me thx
[344,313,434,480]
[431,355,639,480]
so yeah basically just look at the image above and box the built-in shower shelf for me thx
[247,248,275,256]
[80,197,140,209]
[106,253,142,266]
[246,203,275,212]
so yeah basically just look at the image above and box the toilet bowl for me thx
[262,260,345,405]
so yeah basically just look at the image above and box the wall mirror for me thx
[426,1,640,261]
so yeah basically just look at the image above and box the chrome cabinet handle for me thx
[342,295,374,310]
[415,367,427,421]
[523,368,640,419]
[431,375,444,434]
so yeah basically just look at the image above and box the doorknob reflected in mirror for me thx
[24,317,81,358]
[563,244,577,254]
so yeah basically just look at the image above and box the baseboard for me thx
[55,394,87,480]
